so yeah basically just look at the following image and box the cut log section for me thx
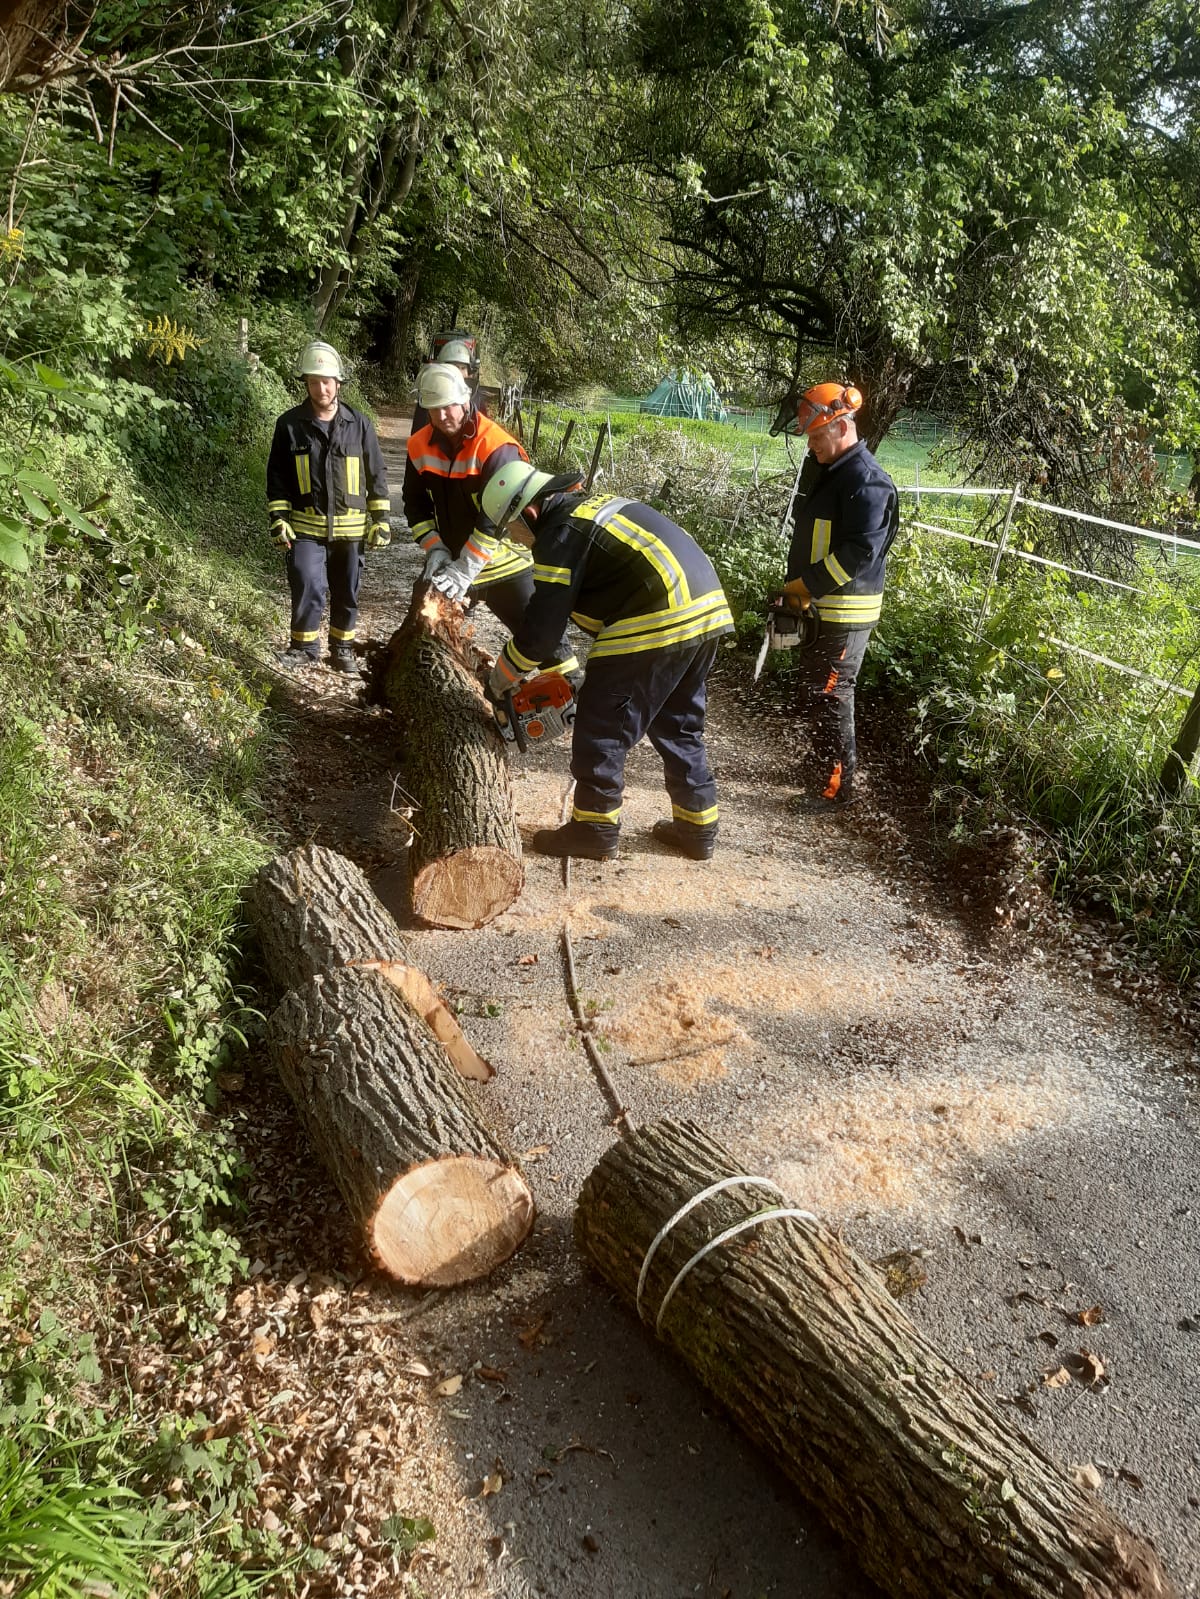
[252,843,491,1081]
[575,1118,1177,1599]
[269,965,533,1286]
[370,590,523,929]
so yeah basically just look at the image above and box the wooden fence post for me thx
[584,421,609,491]
[530,409,542,456]
[1159,681,1200,799]
[557,418,576,462]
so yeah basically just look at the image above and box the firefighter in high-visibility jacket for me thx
[404,363,575,670]
[782,382,898,809]
[266,340,391,673]
[480,463,734,861]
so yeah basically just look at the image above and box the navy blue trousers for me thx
[287,538,363,652]
[796,623,872,798]
[570,639,720,828]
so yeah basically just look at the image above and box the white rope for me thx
[653,1207,819,1335]
[901,484,1200,555]
[911,523,1146,594]
[1047,637,1194,701]
[635,1175,785,1322]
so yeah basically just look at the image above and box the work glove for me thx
[422,545,452,583]
[487,657,520,703]
[271,519,295,550]
[431,545,488,603]
[366,520,391,550]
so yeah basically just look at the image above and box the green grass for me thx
[0,352,295,1595]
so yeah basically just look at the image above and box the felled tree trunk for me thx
[269,966,533,1287]
[252,843,490,1081]
[575,1118,1177,1599]
[371,590,523,928]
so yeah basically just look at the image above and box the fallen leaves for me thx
[433,1373,463,1397]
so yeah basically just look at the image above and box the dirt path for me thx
[224,428,1200,1598]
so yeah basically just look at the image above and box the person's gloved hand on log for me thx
[431,542,488,603]
[422,543,452,583]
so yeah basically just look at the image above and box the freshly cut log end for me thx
[373,1154,535,1286]
[373,589,524,930]
[251,843,495,1081]
[269,967,533,1288]
[412,844,525,930]
[575,1118,1178,1599]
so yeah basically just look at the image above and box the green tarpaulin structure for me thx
[639,369,727,421]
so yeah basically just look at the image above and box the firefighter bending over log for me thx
[480,463,733,862]
[403,364,576,673]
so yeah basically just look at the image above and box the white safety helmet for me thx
[296,340,345,382]
[415,362,473,409]
[438,338,476,370]
[481,461,558,528]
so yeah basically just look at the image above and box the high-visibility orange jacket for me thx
[403,410,532,587]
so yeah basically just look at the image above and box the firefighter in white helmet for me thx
[411,330,484,433]
[266,340,391,674]
[480,460,733,861]
[403,363,575,671]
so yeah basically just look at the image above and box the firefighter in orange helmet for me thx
[780,382,898,810]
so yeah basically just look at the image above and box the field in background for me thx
[519,396,1191,495]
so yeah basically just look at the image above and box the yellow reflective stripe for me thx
[412,523,438,545]
[291,628,320,642]
[296,455,312,496]
[292,509,368,531]
[267,498,291,513]
[594,591,731,641]
[672,802,718,824]
[366,497,390,512]
[345,455,361,497]
[532,563,572,585]
[814,595,882,622]
[589,603,733,658]
[570,612,604,634]
[473,546,533,584]
[824,553,852,585]
[573,805,621,824]
[496,651,524,683]
[810,517,832,564]
[506,640,541,673]
[545,655,580,676]
[329,626,356,641]
[607,513,689,608]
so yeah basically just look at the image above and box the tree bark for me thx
[251,842,491,1081]
[370,591,524,928]
[575,1118,1178,1599]
[269,966,533,1286]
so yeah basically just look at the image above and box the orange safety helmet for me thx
[794,382,863,436]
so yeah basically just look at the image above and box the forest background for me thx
[1,0,1200,1592]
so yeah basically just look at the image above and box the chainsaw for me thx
[492,670,577,753]
[753,588,821,681]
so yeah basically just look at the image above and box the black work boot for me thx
[328,646,360,676]
[651,819,718,860]
[278,646,319,670]
[530,820,619,860]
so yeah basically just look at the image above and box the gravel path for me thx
[239,415,1200,1598]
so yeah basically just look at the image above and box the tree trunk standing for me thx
[0,0,65,88]
[369,591,523,928]
[575,1119,1178,1599]
[383,258,423,376]
[268,966,533,1286]
[251,843,492,1081]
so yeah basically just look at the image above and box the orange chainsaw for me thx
[493,671,577,753]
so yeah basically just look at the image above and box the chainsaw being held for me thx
[492,670,578,753]
[753,584,821,682]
